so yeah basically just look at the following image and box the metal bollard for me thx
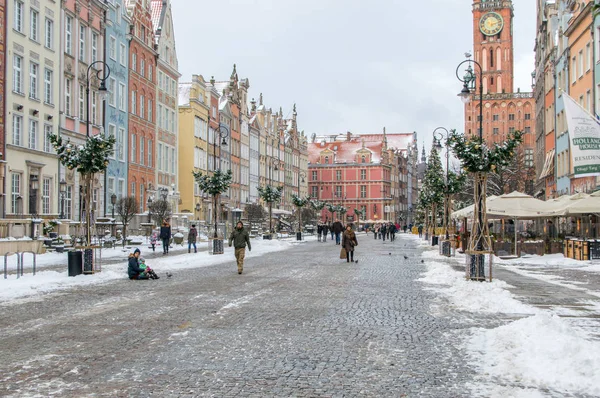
[20,251,37,276]
[4,253,20,279]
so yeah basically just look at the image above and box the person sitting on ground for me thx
[128,248,150,280]
[139,257,159,279]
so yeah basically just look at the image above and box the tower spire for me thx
[421,144,426,163]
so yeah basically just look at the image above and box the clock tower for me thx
[472,0,514,95]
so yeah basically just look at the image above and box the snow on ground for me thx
[412,235,600,397]
[0,238,296,303]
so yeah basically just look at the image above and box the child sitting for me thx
[139,257,159,279]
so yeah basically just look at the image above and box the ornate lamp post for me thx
[86,61,110,138]
[457,54,488,281]
[433,127,450,240]
[29,175,39,239]
[110,193,117,219]
[147,197,153,223]
[59,179,67,219]
[195,202,201,222]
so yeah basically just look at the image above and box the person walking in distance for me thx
[329,222,335,241]
[332,219,344,245]
[188,224,198,253]
[342,224,358,263]
[160,220,171,254]
[229,221,251,275]
[418,224,423,238]
[317,222,323,242]
[322,222,329,242]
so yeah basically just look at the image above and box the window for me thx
[44,18,53,49]
[509,113,515,121]
[148,140,152,167]
[312,171,317,180]
[131,90,136,115]
[140,95,145,118]
[118,179,125,200]
[139,136,145,166]
[14,0,24,32]
[13,55,23,93]
[311,186,318,198]
[42,178,51,214]
[131,134,137,163]
[586,43,591,72]
[91,33,98,62]
[148,99,152,121]
[493,127,499,135]
[117,128,125,161]
[28,119,37,150]
[120,43,126,66]
[65,16,72,55]
[107,177,115,198]
[109,36,116,60]
[44,124,52,153]
[524,113,531,120]
[171,148,175,174]
[65,78,72,116]
[79,25,86,61]
[132,53,137,72]
[525,149,534,167]
[157,104,162,126]
[148,64,153,81]
[141,59,145,77]
[579,50,584,78]
[361,169,366,180]
[509,126,515,133]
[360,185,367,198]
[13,114,23,146]
[118,83,126,111]
[335,186,342,198]
[336,170,342,180]
[158,143,162,171]
[139,185,144,212]
[524,127,531,133]
[324,156,329,164]
[587,90,592,112]
[116,4,121,23]
[91,93,97,124]
[79,84,85,119]
[64,185,72,219]
[164,146,169,173]
[361,155,366,163]
[11,173,21,214]
[30,9,39,41]
[572,57,577,84]
[131,182,135,197]
[29,62,38,99]
[108,77,116,107]
[44,68,52,104]
[493,114,499,121]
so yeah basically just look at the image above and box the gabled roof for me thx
[150,0,164,33]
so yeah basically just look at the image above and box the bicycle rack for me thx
[4,252,21,279]
[20,251,37,277]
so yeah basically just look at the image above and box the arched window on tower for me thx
[490,48,494,68]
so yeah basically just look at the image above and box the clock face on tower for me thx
[479,12,504,36]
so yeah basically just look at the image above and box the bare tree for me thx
[116,196,139,247]
[488,146,536,196]
[245,203,265,229]
[149,199,172,228]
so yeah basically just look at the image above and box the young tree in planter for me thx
[116,196,139,247]
[149,199,172,227]
[193,169,233,239]
[48,133,116,246]
[310,199,326,222]
[291,194,311,235]
[258,185,283,237]
[422,147,445,240]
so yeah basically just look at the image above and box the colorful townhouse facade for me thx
[463,0,535,194]
[6,0,62,220]
[125,0,156,210]
[152,0,179,213]
[104,0,130,215]
[0,0,6,217]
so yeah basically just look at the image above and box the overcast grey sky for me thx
[171,0,535,149]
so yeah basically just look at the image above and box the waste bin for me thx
[432,236,439,246]
[296,232,302,241]
[68,250,83,277]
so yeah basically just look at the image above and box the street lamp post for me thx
[147,197,153,223]
[110,193,117,219]
[433,127,450,240]
[268,158,282,235]
[297,171,306,239]
[29,175,39,239]
[457,54,488,280]
[59,179,67,219]
[195,202,201,222]
[211,124,229,239]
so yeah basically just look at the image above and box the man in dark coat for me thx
[229,221,251,274]
[317,223,323,242]
[322,223,329,242]
[188,224,198,253]
[381,223,387,241]
[160,221,171,254]
[332,220,344,245]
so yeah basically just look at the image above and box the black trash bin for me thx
[432,236,439,246]
[296,232,302,241]
[68,251,83,277]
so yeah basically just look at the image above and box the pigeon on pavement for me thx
[166,272,173,278]
[403,255,408,259]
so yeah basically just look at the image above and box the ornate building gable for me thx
[151,0,179,75]
[319,148,335,165]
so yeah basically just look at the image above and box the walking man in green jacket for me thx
[229,221,251,274]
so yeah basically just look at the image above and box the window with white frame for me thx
[572,57,577,84]
[139,184,144,212]
[148,99,152,121]
[132,52,137,72]
[79,25,86,61]
[14,0,24,32]
[13,114,23,146]
[44,18,53,49]
[65,16,72,55]
[29,62,38,99]
[120,43,126,66]
[107,177,115,199]
[43,124,52,153]
[91,33,98,62]
[587,90,592,113]
[42,177,51,214]
[109,36,116,60]
[147,140,152,167]
[171,147,175,174]
[525,149,534,167]
[586,43,591,72]
[65,78,72,115]
[43,68,52,104]
[131,182,135,197]
[64,185,72,219]
[131,90,136,115]
[148,64,153,81]
[91,93,97,124]
[138,136,144,166]
[79,84,85,119]
[30,9,39,42]
[118,82,125,111]
[158,143,163,171]
[157,104,162,126]
[11,173,21,214]
[140,94,145,118]
[579,50,584,78]
[170,110,175,132]
[13,55,23,94]
[28,119,37,150]
[131,134,136,163]
[118,127,125,161]
[108,77,116,107]
[141,59,145,77]
[118,179,125,199]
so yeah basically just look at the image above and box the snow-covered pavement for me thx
[413,234,600,397]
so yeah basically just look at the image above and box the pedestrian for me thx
[317,222,323,242]
[322,223,329,242]
[229,221,251,275]
[342,225,358,263]
[128,248,151,280]
[329,222,335,241]
[403,225,408,234]
[390,222,397,241]
[150,231,157,252]
[188,224,198,253]
[332,220,344,245]
[374,224,379,240]
[381,223,387,241]
[418,224,423,238]
[160,220,171,254]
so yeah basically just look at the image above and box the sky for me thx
[170,0,535,151]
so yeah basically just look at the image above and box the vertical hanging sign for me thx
[563,93,600,177]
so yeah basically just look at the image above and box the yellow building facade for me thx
[178,75,210,221]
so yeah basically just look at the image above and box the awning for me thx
[264,207,293,215]
[539,149,555,179]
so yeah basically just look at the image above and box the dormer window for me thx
[324,156,329,164]
[362,155,366,163]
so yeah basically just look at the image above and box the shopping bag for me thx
[340,247,347,259]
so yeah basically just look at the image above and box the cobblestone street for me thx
[0,234,570,397]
